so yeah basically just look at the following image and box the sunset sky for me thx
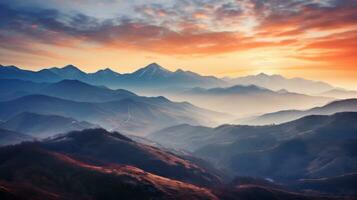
[0,0,356,89]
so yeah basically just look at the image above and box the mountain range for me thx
[1,62,357,198]
[149,112,357,184]
[0,79,228,135]
[0,128,351,200]
[3,63,356,97]
[0,94,225,136]
[0,63,225,91]
[4,63,357,119]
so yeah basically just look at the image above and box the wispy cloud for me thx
[0,0,356,70]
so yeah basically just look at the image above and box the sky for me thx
[0,0,356,89]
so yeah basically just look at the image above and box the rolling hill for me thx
[0,129,348,200]
[0,144,218,200]
[41,128,222,187]
[149,112,357,183]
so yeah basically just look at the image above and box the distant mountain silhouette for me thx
[188,84,271,95]
[0,79,136,102]
[47,64,88,80]
[226,73,333,94]
[177,84,332,116]
[0,63,225,90]
[0,128,32,146]
[149,112,357,183]
[0,112,97,138]
[245,98,357,125]
[0,65,61,82]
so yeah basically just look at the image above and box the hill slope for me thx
[0,144,218,200]
[41,128,223,187]
[149,112,357,183]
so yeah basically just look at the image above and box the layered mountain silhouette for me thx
[1,63,357,198]
[244,98,357,125]
[0,79,47,101]
[1,64,343,96]
[149,112,357,184]
[0,63,225,90]
[173,85,332,116]
[0,112,97,138]
[0,79,136,102]
[0,79,227,135]
[0,65,61,82]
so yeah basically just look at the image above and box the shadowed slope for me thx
[42,128,223,187]
[0,144,218,200]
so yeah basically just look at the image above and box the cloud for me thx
[0,0,356,64]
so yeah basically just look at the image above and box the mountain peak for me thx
[62,64,81,71]
[95,68,120,75]
[48,65,86,79]
[175,69,185,73]
[0,65,21,70]
[132,63,172,78]
[255,73,284,79]
[145,63,169,71]
[257,72,269,77]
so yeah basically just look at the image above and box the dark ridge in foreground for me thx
[0,144,218,200]
[41,128,223,187]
